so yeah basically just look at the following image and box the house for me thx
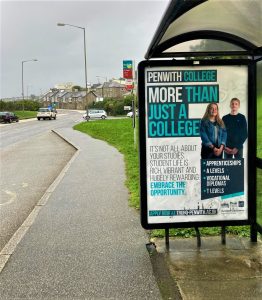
[39,77,129,109]
[94,81,127,99]
[55,90,70,109]
[67,91,98,110]
[40,91,53,106]
[87,91,101,105]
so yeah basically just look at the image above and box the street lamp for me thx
[22,59,37,111]
[57,22,88,111]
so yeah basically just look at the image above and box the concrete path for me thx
[0,128,161,299]
[153,235,262,300]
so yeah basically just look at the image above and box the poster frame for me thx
[138,58,256,230]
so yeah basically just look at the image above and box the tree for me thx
[72,85,82,92]
[189,39,245,60]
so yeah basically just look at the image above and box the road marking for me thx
[0,133,80,273]
[0,190,17,206]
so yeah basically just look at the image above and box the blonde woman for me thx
[200,103,227,159]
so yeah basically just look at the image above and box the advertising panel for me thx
[139,61,250,228]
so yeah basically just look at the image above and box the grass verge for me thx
[15,111,37,119]
[74,119,140,209]
[74,118,261,238]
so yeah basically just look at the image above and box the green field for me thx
[15,110,37,119]
[74,119,140,209]
[73,118,259,238]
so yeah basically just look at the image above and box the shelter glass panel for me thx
[160,0,262,48]
[163,40,244,53]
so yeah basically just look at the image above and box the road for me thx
[0,110,83,251]
[0,110,84,149]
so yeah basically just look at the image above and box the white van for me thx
[37,108,57,120]
[83,109,107,120]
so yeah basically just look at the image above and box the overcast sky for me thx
[1,0,169,98]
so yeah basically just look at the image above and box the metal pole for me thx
[21,59,37,111]
[195,227,201,247]
[83,27,88,113]
[22,61,24,111]
[57,24,87,111]
[221,226,226,245]
[165,228,170,250]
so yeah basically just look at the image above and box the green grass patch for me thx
[151,226,250,238]
[15,110,37,119]
[74,119,140,209]
[74,118,255,238]
[257,96,262,158]
[257,169,262,226]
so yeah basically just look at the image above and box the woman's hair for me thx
[202,102,225,127]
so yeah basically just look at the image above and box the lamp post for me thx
[57,23,88,111]
[22,59,37,111]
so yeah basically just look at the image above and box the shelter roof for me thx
[145,0,262,58]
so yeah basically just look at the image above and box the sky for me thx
[0,0,169,98]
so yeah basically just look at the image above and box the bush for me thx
[88,95,135,116]
[0,100,40,111]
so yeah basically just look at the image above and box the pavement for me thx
[152,234,262,300]
[0,127,162,299]
[0,126,261,299]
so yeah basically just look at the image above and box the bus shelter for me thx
[138,0,262,243]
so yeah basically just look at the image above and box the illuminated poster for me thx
[143,64,248,224]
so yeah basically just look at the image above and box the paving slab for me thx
[153,235,262,300]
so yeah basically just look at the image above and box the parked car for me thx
[0,112,19,123]
[126,110,138,117]
[83,109,107,120]
[37,108,57,120]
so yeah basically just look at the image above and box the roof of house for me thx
[71,91,87,98]
[56,91,69,97]
[91,83,102,89]
[88,91,99,97]
[103,81,126,88]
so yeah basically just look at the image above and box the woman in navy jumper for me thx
[222,98,248,159]
[200,103,227,159]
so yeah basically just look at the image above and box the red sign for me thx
[123,69,133,79]
[125,79,134,90]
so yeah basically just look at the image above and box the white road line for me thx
[0,190,17,206]
[0,134,80,273]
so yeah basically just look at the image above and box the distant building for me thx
[39,77,129,109]
[94,80,127,99]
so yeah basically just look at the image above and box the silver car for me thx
[83,109,107,120]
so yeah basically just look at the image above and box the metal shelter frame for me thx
[139,0,262,244]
